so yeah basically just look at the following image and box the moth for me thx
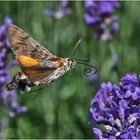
[6,24,96,92]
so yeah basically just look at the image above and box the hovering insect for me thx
[6,24,96,92]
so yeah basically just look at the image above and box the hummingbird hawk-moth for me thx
[6,24,96,92]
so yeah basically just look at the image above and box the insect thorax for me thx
[51,58,76,80]
[36,58,76,85]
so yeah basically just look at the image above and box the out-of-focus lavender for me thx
[44,0,72,19]
[0,16,27,118]
[0,118,9,139]
[84,0,120,41]
[89,73,140,139]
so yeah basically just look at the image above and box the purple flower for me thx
[8,91,27,117]
[0,16,27,118]
[0,17,12,47]
[84,0,120,41]
[44,0,72,19]
[89,73,140,139]
[0,70,9,84]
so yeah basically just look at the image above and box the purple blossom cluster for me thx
[0,16,27,117]
[90,74,140,139]
[44,0,72,19]
[84,0,120,41]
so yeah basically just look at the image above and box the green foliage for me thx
[0,1,140,139]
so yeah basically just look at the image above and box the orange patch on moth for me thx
[17,55,39,68]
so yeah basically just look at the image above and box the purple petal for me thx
[85,0,97,9]
[84,13,100,26]
[44,8,56,17]
[62,8,72,16]
[60,0,69,9]
[112,21,119,32]
[4,17,12,26]
[125,90,132,98]
[8,60,18,67]
[93,128,104,139]
[99,1,115,15]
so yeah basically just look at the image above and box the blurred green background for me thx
[0,1,140,139]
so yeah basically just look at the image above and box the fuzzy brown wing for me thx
[7,24,54,61]
[7,24,63,84]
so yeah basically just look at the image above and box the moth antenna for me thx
[75,59,90,63]
[69,39,82,58]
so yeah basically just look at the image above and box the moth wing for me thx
[23,66,57,84]
[7,24,54,61]
[7,24,64,85]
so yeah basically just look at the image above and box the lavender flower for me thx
[89,74,140,139]
[0,16,27,117]
[8,91,27,117]
[44,0,72,19]
[0,17,12,47]
[84,0,120,41]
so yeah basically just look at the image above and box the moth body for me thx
[7,58,76,91]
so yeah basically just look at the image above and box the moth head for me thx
[64,58,76,70]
